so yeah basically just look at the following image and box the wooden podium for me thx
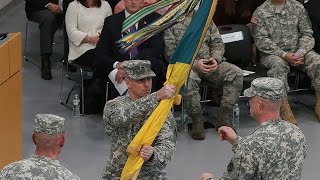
[0,33,23,168]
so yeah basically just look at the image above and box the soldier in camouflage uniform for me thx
[201,77,307,179]
[164,13,243,140]
[0,114,80,180]
[252,0,320,124]
[102,60,177,180]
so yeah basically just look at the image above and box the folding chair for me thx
[59,58,110,115]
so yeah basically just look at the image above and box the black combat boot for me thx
[190,113,205,140]
[41,55,52,80]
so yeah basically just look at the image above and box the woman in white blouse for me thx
[65,0,112,67]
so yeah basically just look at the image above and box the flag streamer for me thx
[117,0,201,54]
[122,0,180,33]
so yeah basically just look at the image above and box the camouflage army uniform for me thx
[216,119,307,179]
[164,16,243,124]
[0,155,80,180]
[253,0,320,93]
[102,93,177,180]
[214,77,307,179]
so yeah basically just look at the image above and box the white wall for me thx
[0,0,14,10]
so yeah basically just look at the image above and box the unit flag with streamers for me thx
[118,0,219,179]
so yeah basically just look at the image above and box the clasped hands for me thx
[196,58,219,74]
[285,51,305,66]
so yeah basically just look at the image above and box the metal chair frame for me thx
[59,59,109,115]
[287,69,312,107]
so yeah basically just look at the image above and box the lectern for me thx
[0,32,23,168]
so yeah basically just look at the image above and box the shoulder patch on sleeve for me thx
[104,97,123,114]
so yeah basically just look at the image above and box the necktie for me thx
[129,25,139,59]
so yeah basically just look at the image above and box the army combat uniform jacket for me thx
[0,155,80,180]
[217,119,306,180]
[102,93,177,180]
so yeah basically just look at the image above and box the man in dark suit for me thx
[25,0,63,80]
[95,0,166,100]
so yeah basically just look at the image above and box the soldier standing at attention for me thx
[164,12,243,140]
[0,114,80,180]
[252,0,320,124]
[200,77,307,180]
[101,60,177,179]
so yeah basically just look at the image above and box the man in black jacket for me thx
[95,0,166,100]
[25,0,63,80]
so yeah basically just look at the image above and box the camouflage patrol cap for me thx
[122,60,156,80]
[244,77,285,100]
[34,114,66,135]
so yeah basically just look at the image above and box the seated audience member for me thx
[164,12,243,140]
[65,0,112,114]
[0,114,80,180]
[252,0,320,124]
[95,0,166,100]
[201,77,307,180]
[25,0,63,80]
[101,60,177,179]
[65,0,112,67]
[304,0,320,53]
